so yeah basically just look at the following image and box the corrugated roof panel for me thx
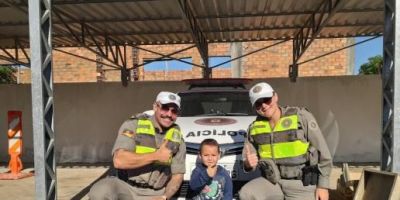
[0,0,384,49]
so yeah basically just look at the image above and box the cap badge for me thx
[253,85,262,93]
[169,94,176,100]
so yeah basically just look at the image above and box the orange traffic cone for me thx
[0,111,33,180]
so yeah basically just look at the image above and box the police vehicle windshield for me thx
[179,91,255,117]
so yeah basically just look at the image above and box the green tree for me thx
[0,66,17,83]
[358,55,383,75]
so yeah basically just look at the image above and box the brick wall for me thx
[6,38,352,83]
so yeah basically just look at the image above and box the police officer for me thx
[239,82,332,200]
[89,91,186,200]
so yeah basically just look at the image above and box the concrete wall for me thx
[0,75,381,163]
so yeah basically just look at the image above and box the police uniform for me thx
[239,106,332,200]
[89,113,186,200]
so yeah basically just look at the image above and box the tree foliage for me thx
[0,66,17,83]
[358,55,383,75]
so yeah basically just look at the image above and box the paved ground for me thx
[0,165,108,200]
[0,163,378,200]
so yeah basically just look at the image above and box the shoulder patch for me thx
[299,107,310,113]
[132,113,150,120]
[121,129,135,138]
[284,107,299,115]
[309,120,319,130]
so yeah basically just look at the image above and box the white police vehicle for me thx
[175,78,260,198]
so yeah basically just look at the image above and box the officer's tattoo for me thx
[164,174,183,199]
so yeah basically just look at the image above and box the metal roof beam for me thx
[0,21,382,40]
[1,0,28,14]
[54,48,119,69]
[16,38,30,63]
[53,7,127,69]
[0,38,30,67]
[54,0,159,4]
[290,0,344,82]
[0,33,383,49]
[0,54,29,66]
[196,8,383,19]
[0,8,383,27]
[210,39,290,69]
[131,44,204,69]
[0,0,158,7]
[177,0,209,78]
[49,22,380,40]
[131,44,197,68]
[297,35,381,66]
[53,7,135,86]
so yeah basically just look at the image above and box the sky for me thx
[144,56,231,71]
[354,36,383,74]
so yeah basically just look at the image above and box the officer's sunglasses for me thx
[158,103,180,115]
[255,97,273,109]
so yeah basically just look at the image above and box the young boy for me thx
[189,138,233,200]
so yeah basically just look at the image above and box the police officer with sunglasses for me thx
[89,91,186,200]
[239,82,332,200]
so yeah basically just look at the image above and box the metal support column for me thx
[96,47,105,82]
[132,46,139,81]
[177,0,209,78]
[28,0,56,199]
[230,42,242,78]
[290,0,342,81]
[382,0,400,172]
[121,44,130,87]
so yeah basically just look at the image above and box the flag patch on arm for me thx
[122,129,135,138]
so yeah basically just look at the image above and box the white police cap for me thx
[249,82,274,106]
[156,91,181,109]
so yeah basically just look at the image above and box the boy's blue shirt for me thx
[189,162,233,200]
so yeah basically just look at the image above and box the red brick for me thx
[9,38,352,83]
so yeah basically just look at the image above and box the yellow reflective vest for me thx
[249,113,309,165]
[135,118,182,163]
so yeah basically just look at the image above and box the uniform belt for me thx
[281,176,302,180]
[127,180,153,189]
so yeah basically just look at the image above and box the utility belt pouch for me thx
[149,167,171,189]
[148,169,160,187]
[307,146,319,166]
[279,165,303,179]
[259,159,280,184]
[301,165,319,186]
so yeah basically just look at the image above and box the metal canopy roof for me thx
[6,1,400,199]
[0,0,384,49]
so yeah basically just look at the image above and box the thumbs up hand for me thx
[156,140,172,163]
[244,143,258,169]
